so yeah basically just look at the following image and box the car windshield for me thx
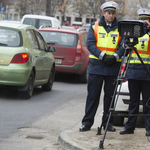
[23,18,52,29]
[0,28,22,47]
[39,31,77,48]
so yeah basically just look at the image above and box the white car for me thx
[21,14,61,29]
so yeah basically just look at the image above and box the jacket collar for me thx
[100,16,118,30]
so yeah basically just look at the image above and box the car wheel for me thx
[113,115,124,126]
[42,67,55,91]
[79,64,89,83]
[22,71,34,99]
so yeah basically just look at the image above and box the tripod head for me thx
[125,37,138,50]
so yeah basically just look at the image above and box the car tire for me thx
[79,64,88,83]
[22,71,34,99]
[113,115,124,126]
[42,67,55,91]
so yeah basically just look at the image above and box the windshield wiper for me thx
[0,43,7,46]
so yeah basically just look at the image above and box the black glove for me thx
[103,55,116,65]
[102,54,108,61]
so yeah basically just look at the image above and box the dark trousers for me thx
[125,79,150,130]
[82,74,116,128]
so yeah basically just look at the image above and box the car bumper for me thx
[55,62,83,74]
[0,65,31,86]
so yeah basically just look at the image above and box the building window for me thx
[75,17,82,22]
[86,18,94,23]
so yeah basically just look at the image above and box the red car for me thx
[71,22,83,29]
[39,27,89,83]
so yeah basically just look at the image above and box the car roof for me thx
[38,27,87,34]
[21,14,59,21]
[72,21,83,24]
[83,24,90,26]
[0,21,36,30]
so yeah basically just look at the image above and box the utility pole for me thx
[90,0,92,24]
[0,2,2,20]
[39,0,41,15]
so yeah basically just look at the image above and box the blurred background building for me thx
[0,0,150,25]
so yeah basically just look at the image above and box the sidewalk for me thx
[58,111,150,150]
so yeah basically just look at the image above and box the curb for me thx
[58,130,86,150]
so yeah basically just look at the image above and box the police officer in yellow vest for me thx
[79,1,125,132]
[120,8,150,136]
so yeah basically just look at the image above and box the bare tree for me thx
[88,0,105,22]
[72,0,88,21]
[46,0,60,16]
[58,0,70,24]
[138,0,150,9]
[12,0,46,18]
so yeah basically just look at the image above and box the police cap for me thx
[137,8,150,19]
[100,1,118,12]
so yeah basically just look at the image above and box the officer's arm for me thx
[115,37,126,59]
[86,23,105,60]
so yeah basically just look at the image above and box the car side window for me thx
[34,31,45,51]
[26,30,39,49]
[81,34,86,47]
[84,32,87,45]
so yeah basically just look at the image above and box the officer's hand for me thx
[103,55,116,65]
[102,54,108,61]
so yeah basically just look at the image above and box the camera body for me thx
[118,20,148,38]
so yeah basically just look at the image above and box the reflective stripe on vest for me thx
[89,21,121,62]
[129,34,150,64]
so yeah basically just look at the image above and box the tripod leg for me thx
[98,48,133,149]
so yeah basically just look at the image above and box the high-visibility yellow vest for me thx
[129,34,150,64]
[89,21,122,62]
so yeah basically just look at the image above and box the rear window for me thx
[39,31,77,48]
[83,25,90,32]
[72,24,82,26]
[23,18,52,29]
[0,28,22,47]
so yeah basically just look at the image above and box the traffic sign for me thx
[1,7,4,11]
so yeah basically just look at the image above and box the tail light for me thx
[77,40,82,54]
[11,53,30,63]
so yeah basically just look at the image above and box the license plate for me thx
[55,59,62,65]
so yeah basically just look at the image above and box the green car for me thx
[0,21,55,99]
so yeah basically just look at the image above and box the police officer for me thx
[120,8,150,136]
[79,1,125,132]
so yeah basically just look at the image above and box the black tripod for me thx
[97,37,150,149]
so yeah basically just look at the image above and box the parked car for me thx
[113,63,143,126]
[39,27,89,83]
[82,24,90,32]
[0,21,55,99]
[21,14,61,29]
[71,21,83,29]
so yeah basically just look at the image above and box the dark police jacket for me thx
[126,33,150,81]
[86,16,125,76]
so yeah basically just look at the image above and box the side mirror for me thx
[48,46,56,52]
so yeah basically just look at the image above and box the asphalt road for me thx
[0,74,88,149]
